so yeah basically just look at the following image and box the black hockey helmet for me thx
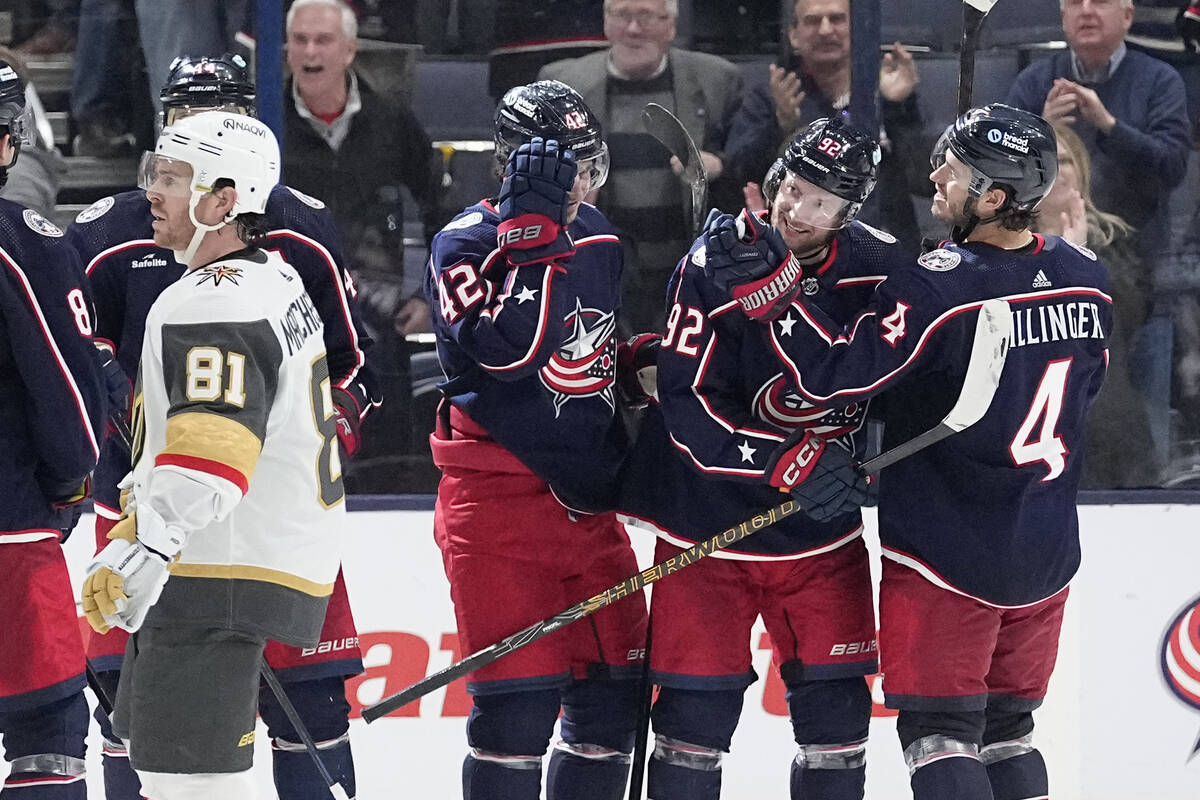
[494,80,608,188]
[762,116,881,225]
[934,103,1057,214]
[0,59,33,186]
[159,54,256,126]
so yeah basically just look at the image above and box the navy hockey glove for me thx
[497,137,578,266]
[617,332,661,408]
[703,208,803,323]
[96,342,131,427]
[765,430,873,522]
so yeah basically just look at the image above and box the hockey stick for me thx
[261,661,352,800]
[642,102,708,239]
[959,0,1001,115]
[627,612,653,799]
[85,659,114,715]
[362,299,1012,723]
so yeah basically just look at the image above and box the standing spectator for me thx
[724,0,932,256]
[1007,0,1192,479]
[1035,122,1158,487]
[0,58,106,800]
[539,0,743,332]
[70,0,148,157]
[739,105,1107,800]
[134,0,248,118]
[284,0,445,338]
[425,81,647,800]
[489,0,607,101]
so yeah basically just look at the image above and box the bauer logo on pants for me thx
[1159,592,1200,757]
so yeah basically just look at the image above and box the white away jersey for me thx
[131,248,345,645]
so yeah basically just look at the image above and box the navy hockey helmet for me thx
[761,116,881,227]
[494,80,609,189]
[933,103,1058,214]
[160,54,256,126]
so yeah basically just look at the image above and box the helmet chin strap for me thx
[950,195,1004,244]
[174,191,229,266]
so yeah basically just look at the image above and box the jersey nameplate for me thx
[23,209,63,237]
[918,249,960,272]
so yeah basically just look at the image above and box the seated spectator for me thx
[1036,123,1159,487]
[724,0,932,255]
[0,47,65,218]
[1006,0,1191,247]
[283,0,446,339]
[539,0,743,332]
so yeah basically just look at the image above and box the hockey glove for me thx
[703,209,802,323]
[765,430,873,522]
[80,505,183,634]
[616,332,661,409]
[330,384,364,461]
[40,474,91,543]
[497,137,578,266]
[96,342,132,431]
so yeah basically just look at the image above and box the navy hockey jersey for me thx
[66,185,377,514]
[425,199,627,509]
[619,220,901,558]
[0,201,106,534]
[767,235,1111,605]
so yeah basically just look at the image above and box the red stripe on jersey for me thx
[155,454,250,495]
[0,248,101,460]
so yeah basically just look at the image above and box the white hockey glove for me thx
[80,505,185,634]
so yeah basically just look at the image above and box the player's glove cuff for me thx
[498,214,576,266]
[765,429,828,491]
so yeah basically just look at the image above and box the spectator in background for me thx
[724,0,932,256]
[488,0,607,101]
[70,0,148,157]
[1035,123,1159,487]
[1007,0,1191,247]
[283,0,445,339]
[539,0,743,332]
[1007,0,1192,482]
[14,0,78,55]
[0,47,65,218]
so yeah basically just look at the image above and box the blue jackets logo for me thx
[539,300,615,416]
[1160,592,1200,757]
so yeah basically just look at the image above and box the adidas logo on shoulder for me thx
[1032,270,1052,289]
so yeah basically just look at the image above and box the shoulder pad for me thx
[23,208,63,237]
[852,220,897,244]
[75,196,116,224]
[1059,236,1097,261]
[917,248,961,272]
[285,185,326,210]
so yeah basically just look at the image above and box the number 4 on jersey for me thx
[1009,358,1071,481]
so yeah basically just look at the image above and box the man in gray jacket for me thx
[540,0,742,331]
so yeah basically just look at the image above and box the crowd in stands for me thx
[6,0,1200,490]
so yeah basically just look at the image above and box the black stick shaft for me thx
[958,6,985,115]
[85,659,114,716]
[261,661,346,798]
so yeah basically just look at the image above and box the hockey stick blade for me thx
[642,102,707,239]
[361,300,1010,724]
[963,0,999,12]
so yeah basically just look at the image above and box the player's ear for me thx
[211,182,238,218]
[980,185,1010,216]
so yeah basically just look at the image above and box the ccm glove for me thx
[497,137,578,266]
[616,333,661,409]
[704,209,802,322]
[80,505,183,634]
[765,429,874,522]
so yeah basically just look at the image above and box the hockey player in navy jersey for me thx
[79,109,347,800]
[66,55,372,800]
[617,118,893,800]
[425,80,648,800]
[711,104,1110,800]
[0,58,108,798]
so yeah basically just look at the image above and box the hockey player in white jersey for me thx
[79,110,345,800]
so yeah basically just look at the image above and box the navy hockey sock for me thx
[986,750,1048,800]
[545,745,629,800]
[910,756,993,800]
[790,761,865,800]
[271,738,355,800]
[463,752,542,800]
[99,743,141,800]
[647,757,721,800]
